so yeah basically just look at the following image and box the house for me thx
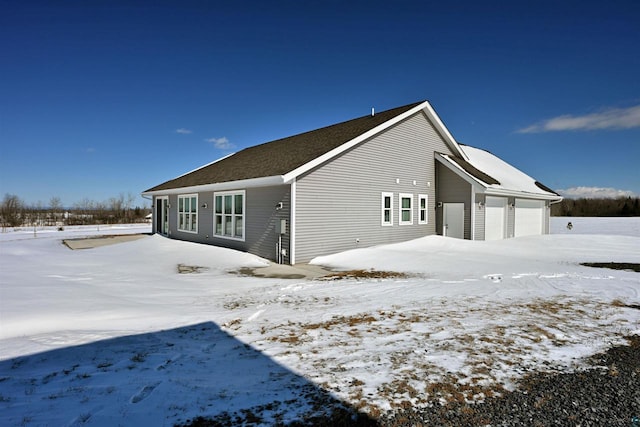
[142,100,561,264]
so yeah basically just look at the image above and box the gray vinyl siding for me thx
[474,193,486,240]
[156,186,291,262]
[294,112,453,262]
[435,162,472,239]
[245,186,291,262]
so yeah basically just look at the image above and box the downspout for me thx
[547,197,564,234]
[290,179,296,265]
[141,194,154,231]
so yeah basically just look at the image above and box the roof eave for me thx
[483,187,563,201]
[141,175,286,197]
[435,153,562,201]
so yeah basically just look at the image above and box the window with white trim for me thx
[381,192,393,226]
[399,193,413,225]
[178,194,198,233]
[214,190,245,240]
[418,194,428,224]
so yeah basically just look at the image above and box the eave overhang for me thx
[435,153,562,201]
[141,175,287,197]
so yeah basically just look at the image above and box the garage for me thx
[514,199,545,237]
[484,196,507,240]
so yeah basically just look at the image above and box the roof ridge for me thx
[144,100,427,193]
[244,100,427,151]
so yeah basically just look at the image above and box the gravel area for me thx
[380,335,640,427]
[181,335,639,426]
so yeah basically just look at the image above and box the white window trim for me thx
[177,194,198,234]
[399,193,413,225]
[214,190,246,242]
[381,192,393,226]
[418,194,428,225]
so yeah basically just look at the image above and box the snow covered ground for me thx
[1,218,639,425]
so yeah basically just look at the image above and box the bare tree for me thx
[126,192,136,221]
[49,196,62,225]
[1,194,23,228]
[1,193,151,227]
[33,200,44,226]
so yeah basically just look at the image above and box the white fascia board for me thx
[282,101,463,182]
[141,175,285,197]
[421,102,468,160]
[483,188,562,201]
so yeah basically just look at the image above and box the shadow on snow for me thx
[0,322,375,426]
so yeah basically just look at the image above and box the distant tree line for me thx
[1,193,151,229]
[551,196,640,217]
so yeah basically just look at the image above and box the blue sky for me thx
[1,0,639,207]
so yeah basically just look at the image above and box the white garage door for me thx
[514,199,544,237]
[485,196,507,240]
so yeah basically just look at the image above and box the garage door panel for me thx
[485,196,506,240]
[514,199,544,237]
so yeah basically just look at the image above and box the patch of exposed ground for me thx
[232,267,306,280]
[380,335,640,426]
[177,264,209,274]
[180,336,640,426]
[235,296,639,417]
[319,270,412,281]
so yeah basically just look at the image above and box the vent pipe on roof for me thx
[371,107,375,116]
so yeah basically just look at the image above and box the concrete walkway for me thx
[63,234,148,250]
[64,234,332,280]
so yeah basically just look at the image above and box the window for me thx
[214,190,245,240]
[418,194,428,224]
[399,193,413,225]
[381,192,393,226]
[178,194,198,233]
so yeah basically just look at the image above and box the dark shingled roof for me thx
[443,154,501,185]
[145,101,424,192]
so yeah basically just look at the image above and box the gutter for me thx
[141,175,286,197]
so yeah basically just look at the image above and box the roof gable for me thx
[442,154,500,185]
[145,102,425,193]
[144,100,466,194]
[437,145,561,200]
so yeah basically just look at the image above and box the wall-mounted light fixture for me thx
[509,203,515,209]
[201,203,208,209]
[275,202,283,210]
[437,202,443,208]
[478,201,485,209]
